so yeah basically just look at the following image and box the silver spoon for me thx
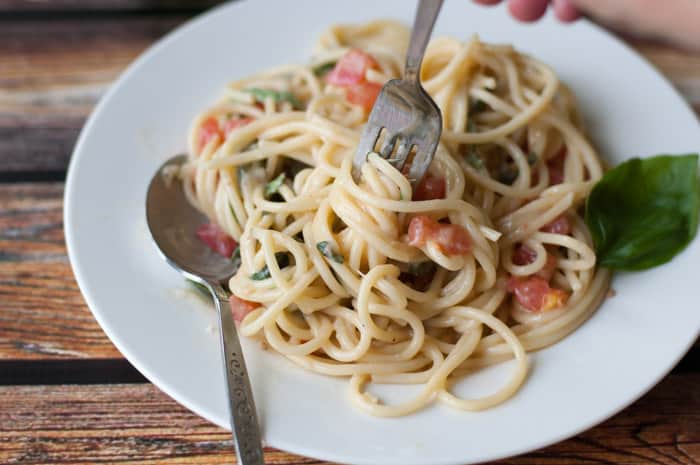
[146,154,264,465]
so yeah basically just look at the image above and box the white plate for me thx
[64,1,700,464]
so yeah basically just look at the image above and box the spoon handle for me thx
[210,283,264,465]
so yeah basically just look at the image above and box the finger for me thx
[552,0,581,21]
[472,0,503,5]
[508,0,549,22]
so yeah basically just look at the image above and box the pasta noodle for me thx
[178,20,610,416]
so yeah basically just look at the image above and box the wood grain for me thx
[0,183,121,359]
[0,15,188,172]
[633,41,700,110]
[0,6,699,465]
[1,15,700,174]
[0,375,697,465]
[0,0,220,12]
[1,181,698,361]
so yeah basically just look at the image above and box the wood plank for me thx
[0,359,147,385]
[0,0,219,12]
[630,40,700,108]
[1,181,698,361]
[0,183,121,359]
[1,18,700,174]
[0,15,188,172]
[0,374,697,465]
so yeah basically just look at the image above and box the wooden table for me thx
[1,2,698,464]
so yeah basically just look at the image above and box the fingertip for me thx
[472,0,503,5]
[552,0,581,22]
[508,0,549,22]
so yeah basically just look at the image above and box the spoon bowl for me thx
[146,155,234,283]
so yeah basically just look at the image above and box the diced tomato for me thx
[197,117,222,153]
[407,215,472,255]
[541,215,571,235]
[223,117,254,135]
[326,49,380,86]
[413,175,446,201]
[326,49,382,111]
[407,216,436,247]
[196,223,237,258]
[547,147,567,185]
[229,294,260,322]
[435,225,472,255]
[345,80,382,112]
[512,244,557,281]
[506,276,568,312]
[512,244,537,266]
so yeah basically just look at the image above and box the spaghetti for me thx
[178,20,610,416]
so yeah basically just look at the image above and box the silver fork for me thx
[352,0,443,186]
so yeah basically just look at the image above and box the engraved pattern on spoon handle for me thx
[210,283,264,465]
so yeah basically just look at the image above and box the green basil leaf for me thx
[264,173,286,198]
[228,202,237,223]
[250,252,290,280]
[316,241,344,264]
[585,154,699,270]
[407,261,436,276]
[313,61,336,76]
[469,99,487,114]
[498,165,518,185]
[528,152,538,166]
[465,147,484,170]
[244,87,301,109]
[231,246,241,273]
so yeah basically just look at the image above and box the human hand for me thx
[473,0,700,50]
[473,0,579,22]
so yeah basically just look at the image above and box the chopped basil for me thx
[407,261,436,276]
[528,152,538,166]
[231,246,241,273]
[498,165,519,185]
[469,99,487,114]
[250,252,290,280]
[465,147,484,170]
[264,173,286,198]
[316,241,344,264]
[244,87,301,109]
[228,202,237,223]
[585,154,699,270]
[313,61,336,76]
[467,119,478,133]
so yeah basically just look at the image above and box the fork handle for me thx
[209,282,264,465]
[405,0,444,83]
